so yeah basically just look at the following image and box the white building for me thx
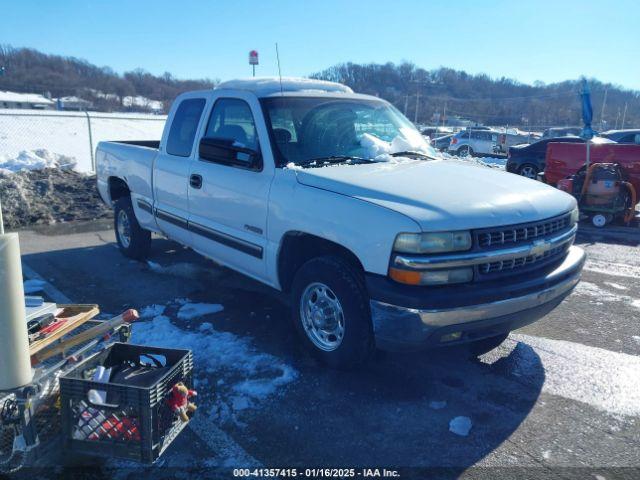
[56,96,93,111]
[0,90,55,110]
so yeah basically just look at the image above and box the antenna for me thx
[275,43,284,95]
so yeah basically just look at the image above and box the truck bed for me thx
[95,140,159,207]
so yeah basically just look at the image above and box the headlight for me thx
[393,231,472,254]
[569,207,580,226]
[389,267,473,286]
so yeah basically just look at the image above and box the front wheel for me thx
[114,197,151,260]
[291,255,374,369]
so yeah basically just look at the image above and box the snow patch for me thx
[504,334,640,416]
[139,304,166,319]
[23,279,47,294]
[132,309,297,423]
[584,259,640,279]
[574,281,640,310]
[177,303,224,320]
[604,282,628,291]
[0,149,76,173]
[449,416,472,436]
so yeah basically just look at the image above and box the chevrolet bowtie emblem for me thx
[530,239,551,257]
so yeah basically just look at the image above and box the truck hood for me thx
[294,159,575,231]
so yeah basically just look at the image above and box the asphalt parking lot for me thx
[14,220,640,479]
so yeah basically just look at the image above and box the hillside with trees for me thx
[312,62,640,129]
[1,45,638,128]
[0,45,216,113]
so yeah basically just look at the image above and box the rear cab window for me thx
[166,98,206,157]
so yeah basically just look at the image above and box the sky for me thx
[1,0,639,90]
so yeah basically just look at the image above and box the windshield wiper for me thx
[297,155,377,167]
[390,151,438,160]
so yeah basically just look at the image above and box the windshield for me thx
[260,96,438,167]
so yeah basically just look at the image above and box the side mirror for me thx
[199,136,261,169]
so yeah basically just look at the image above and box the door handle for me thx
[190,174,203,189]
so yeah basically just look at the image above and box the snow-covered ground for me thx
[0,109,165,172]
[132,298,298,426]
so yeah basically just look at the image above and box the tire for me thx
[114,197,151,260]
[457,145,473,157]
[518,164,539,179]
[291,255,374,369]
[467,333,509,357]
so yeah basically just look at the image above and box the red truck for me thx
[545,142,640,226]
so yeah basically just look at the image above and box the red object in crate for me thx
[88,414,141,442]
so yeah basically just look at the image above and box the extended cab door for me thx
[187,92,275,284]
[152,95,207,245]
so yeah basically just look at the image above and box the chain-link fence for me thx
[0,110,166,172]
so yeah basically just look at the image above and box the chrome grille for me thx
[478,245,566,275]
[475,213,571,250]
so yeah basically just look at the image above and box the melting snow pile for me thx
[0,167,112,228]
[449,416,472,436]
[360,128,432,161]
[132,300,298,424]
[0,149,77,174]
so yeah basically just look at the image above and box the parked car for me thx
[96,77,584,368]
[493,131,535,155]
[431,134,453,151]
[601,129,640,144]
[542,127,583,138]
[448,128,499,156]
[421,127,453,139]
[507,136,586,178]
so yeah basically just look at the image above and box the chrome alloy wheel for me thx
[520,165,538,179]
[116,209,132,249]
[300,282,345,351]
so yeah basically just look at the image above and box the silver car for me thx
[448,128,498,156]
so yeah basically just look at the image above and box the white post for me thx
[0,197,4,235]
[85,111,95,172]
[0,232,33,390]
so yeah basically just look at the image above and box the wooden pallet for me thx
[28,304,100,356]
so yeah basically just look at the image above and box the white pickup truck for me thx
[96,77,585,368]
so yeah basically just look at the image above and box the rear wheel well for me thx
[108,177,130,204]
[277,232,364,292]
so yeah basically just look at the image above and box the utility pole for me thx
[600,87,608,131]
[414,89,420,124]
[442,102,447,128]
[403,94,409,116]
[621,103,628,129]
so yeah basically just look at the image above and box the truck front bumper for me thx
[368,246,585,351]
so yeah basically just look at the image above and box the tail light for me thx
[451,137,458,145]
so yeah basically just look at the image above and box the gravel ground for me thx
[0,168,112,229]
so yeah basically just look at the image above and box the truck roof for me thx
[215,77,354,97]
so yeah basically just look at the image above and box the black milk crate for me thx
[60,342,194,464]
